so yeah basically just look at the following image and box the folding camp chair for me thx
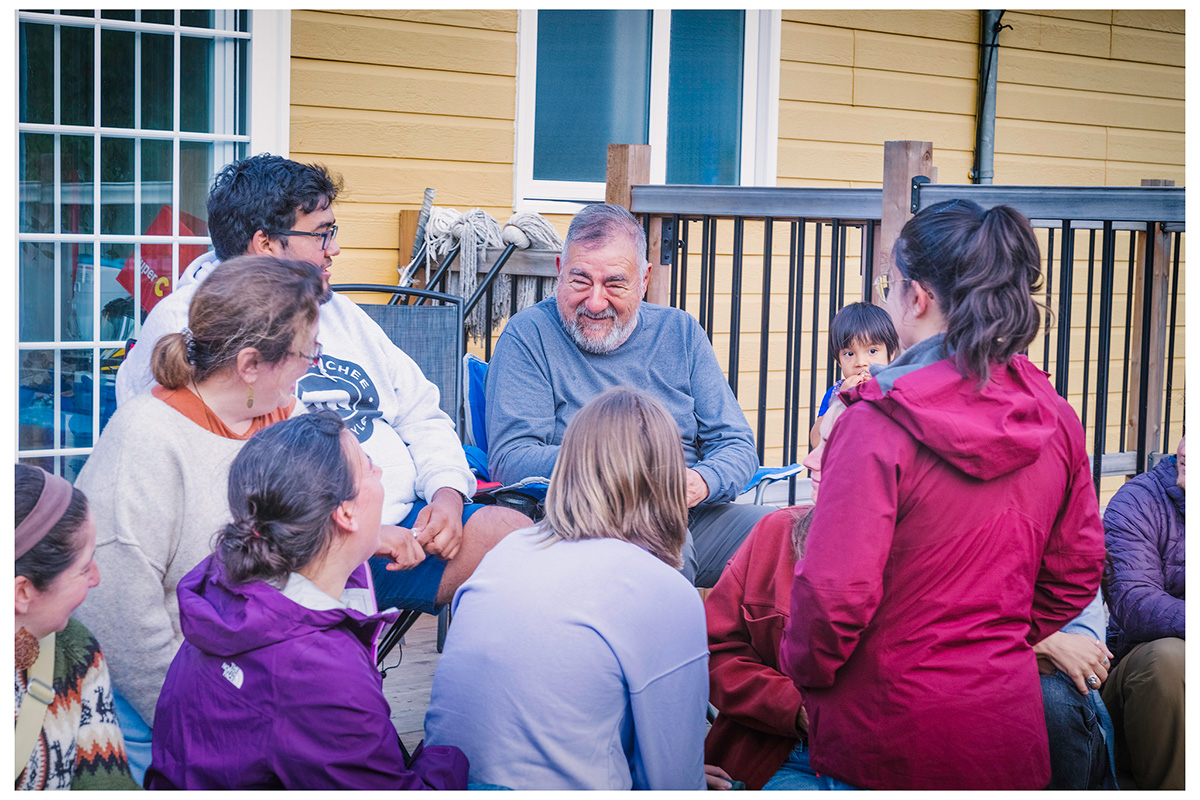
[331,284,465,663]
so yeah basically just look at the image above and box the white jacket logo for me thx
[297,357,382,443]
[221,661,244,689]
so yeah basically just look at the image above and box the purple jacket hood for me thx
[176,554,390,659]
[843,334,1057,481]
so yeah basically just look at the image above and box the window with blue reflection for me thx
[666,11,744,185]
[534,11,652,183]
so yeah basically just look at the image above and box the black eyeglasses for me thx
[292,342,323,366]
[273,225,338,251]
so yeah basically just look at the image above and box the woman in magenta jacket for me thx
[779,199,1106,790]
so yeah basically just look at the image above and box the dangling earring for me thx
[15,627,39,671]
[246,384,255,409]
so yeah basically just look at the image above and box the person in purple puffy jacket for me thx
[1101,434,1185,790]
[145,411,468,790]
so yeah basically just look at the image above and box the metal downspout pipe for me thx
[971,10,1006,184]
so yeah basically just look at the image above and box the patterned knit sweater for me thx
[14,618,139,790]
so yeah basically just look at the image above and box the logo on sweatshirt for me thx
[297,356,383,443]
[221,661,244,689]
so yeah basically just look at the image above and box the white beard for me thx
[562,304,638,354]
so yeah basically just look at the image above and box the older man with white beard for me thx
[485,203,770,587]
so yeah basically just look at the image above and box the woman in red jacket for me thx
[779,199,1106,790]
[705,506,816,790]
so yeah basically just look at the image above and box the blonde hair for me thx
[539,387,688,567]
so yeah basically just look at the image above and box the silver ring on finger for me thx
[1086,675,1101,688]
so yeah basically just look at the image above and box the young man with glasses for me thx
[116,153,529,622]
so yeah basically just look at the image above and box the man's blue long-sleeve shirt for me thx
[484,299,759,504]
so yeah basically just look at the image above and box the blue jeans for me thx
[112,686,152,787]
[762,741,863,791]
[1040,671,1117,789]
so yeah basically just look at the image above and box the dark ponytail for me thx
[893,199,1044,385]
[214,411,357,587]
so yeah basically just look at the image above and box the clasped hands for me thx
[375,487,465,570]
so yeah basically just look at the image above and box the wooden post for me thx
[877,141,934,305]
[605,143,668,305]
[398,208,422,287]
[1126,178,1175,464]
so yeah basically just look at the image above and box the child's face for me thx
[837,338,891,380]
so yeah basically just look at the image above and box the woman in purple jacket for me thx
[780,199,1106,789]
[145,411,468,790]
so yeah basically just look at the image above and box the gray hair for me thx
[562,203,650,279]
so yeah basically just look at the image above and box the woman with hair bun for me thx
[425,387,708,790]
[14,464,138,790]
[780,200,1106,789]
[72,255,325,781]
[146,411,467,790]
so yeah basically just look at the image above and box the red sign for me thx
[117,206,210,313]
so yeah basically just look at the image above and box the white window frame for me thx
[14,10,262,472]
[249,10,290,158]
[513,9,780,214]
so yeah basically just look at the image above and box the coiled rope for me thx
[408,207,562,342]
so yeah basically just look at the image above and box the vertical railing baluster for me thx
[668,214,680,307]
[808,221,823,436]
[1118,231,1137,453]
[728,217,745,396]
[707,218,718,344]
[1135,222,1157,475]
[862,221,877,303]
[1043,228,1055,371]
[756,218,773,464]
[836,221,848,310]
[1092,222,1116,495]
[678,217,690,312]
[784,219,802,504]
[1053,221,1074,399]
[699,216,712,338]
[1162,231,1181,453]
[1081,231,1097,440]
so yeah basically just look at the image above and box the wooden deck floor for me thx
[379,612,442,747]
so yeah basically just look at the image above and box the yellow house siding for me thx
[289,9,519,287]
[778,16,979,188]
[776,9,1185,186]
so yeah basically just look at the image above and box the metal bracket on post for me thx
[659,216,676,267]
[911,175,931,213]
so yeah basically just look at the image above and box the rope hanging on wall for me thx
[415,207,562,342]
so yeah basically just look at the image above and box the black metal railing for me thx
[415,183,1183,501]
[910,183,1185,493]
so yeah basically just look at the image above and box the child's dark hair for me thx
[214,411,357,587]
[893,199,1044,385]
[828,301,900,361]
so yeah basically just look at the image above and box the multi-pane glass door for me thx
[17,10,250,478]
